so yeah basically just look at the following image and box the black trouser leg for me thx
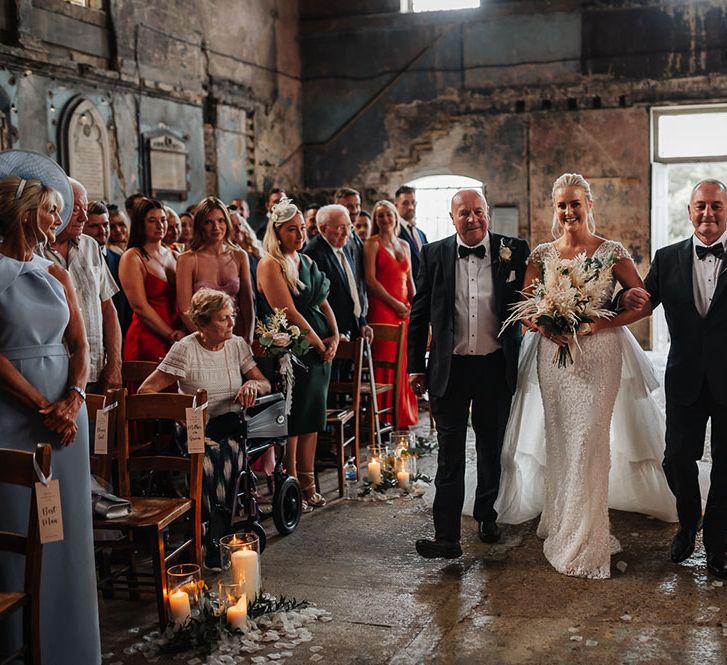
[471,352,512,524]
[430,364,472,542]
[664,394,708,532]
[703,393,727,555]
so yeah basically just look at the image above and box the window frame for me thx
[652,104,727,164]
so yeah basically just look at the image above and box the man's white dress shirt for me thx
[453,233,501,356]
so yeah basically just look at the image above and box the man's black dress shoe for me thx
[415,538,462,559]
[707,553,727,579]
[478,520,502,544]
[670,524,699,563]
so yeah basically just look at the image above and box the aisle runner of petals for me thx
[106,605,332,665]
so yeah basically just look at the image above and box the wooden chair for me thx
[0,443,51,665]
[363,322,406,447]
[319,336,365,496]
[92,388,206,629]
[87,388,122,484]
[121,360,158,386]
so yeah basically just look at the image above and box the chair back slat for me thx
[121,360,158,384]
[0,531,26,555]
[117,389,207,501]
[87,388,122,484]
[0,443,50,665]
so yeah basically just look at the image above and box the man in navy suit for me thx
[396,185,428,281]
[334,187,368,318]
[624,179,727,579]
[303,204,372,343]
[84,200,132,336]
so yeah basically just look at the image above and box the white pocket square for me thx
[506,270,516,283]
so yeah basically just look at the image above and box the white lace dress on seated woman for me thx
[425,240,679,579]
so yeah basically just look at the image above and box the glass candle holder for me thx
[167,563,202,624]
[395,454,416,489]
[366,444,387,485]
[389,430,415,456]
[218,581,248,631]
[220,533,260,603]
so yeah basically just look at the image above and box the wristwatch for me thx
[69,385,87,401]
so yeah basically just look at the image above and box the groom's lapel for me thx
[442,235,457,320]
[489,232,505,312]
[677,238,696,310]
[709,255,727,314]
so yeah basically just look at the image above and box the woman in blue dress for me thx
[0,152,101,665]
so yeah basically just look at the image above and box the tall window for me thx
[650,104,727,352]
[404,174,483,242]
[401,0,479,13]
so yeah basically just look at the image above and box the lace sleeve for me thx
[609,241,631,261]
[600,240,631,262]
[157,339,189,379]
[527,242,552,268]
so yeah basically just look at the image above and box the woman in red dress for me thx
[119,198,184,363]
[364,199,419,428]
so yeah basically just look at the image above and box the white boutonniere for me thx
[499,238,513,263]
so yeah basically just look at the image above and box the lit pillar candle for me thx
[227,593,247,630]
[397,470,410,489]
[168,589,191,624]
[231,548,259,601]
[368,459,381,485]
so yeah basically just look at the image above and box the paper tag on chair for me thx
[186,406,206,454]
[35,480,64,544]
[94,410,109,454]
[93,400,118,455]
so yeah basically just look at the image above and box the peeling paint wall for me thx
[0,0,302,219]
[300,0,727,345]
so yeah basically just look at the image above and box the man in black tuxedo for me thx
[303,204,372,342]
[624,179,727,579]
[408,188,529,558]
[395,185,428,280]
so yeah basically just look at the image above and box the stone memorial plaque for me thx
[65,99,111,202]
[147,132,188,199]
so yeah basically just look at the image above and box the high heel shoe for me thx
[299,471,326,508]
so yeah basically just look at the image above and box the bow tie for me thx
[458,244,486,259]
[696,244,724,260]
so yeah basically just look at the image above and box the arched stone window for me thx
[61,97,111,201]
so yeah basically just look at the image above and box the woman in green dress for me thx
[258,197,338,511]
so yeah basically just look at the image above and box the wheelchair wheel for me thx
[272,475,303,535]
[235,520,267,553]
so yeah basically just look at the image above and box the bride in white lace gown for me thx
[425,174,678,579]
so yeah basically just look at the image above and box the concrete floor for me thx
[99,422,727,665]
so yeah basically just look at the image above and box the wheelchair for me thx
[227,392,303,552]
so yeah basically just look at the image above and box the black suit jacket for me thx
[303,234,366,338]
[398,223,428,283]
[645,237,727,405]
[408,232,530,399]
[102,248,132,334]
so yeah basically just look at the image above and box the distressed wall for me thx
[0,0,302,216]
[300,0,727,345]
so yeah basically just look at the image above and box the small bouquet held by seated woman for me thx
[502,250,616,368]
[255,307,310,413]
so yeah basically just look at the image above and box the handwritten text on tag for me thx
[35,479,64,543]
[94,410,109,454]
[186,407,206,453]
